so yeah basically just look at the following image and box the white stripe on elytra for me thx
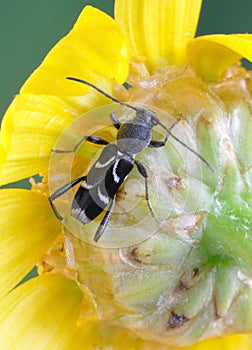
[95,155,116,168]
[71,207,90,224]
[97,186,110,205]
[113,160,120,183]
[81,182,93,189]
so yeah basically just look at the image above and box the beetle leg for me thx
[110,111,121,130]
[49,175,87,221]
[93,195,116,242]
[52,135,109,153]
[149,140,166,148]
[149,116,182,148]
[134,160,159,221]
[49,176,87,201]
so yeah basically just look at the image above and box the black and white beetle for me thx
[49,77,214,242]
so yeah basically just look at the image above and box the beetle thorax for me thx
[116,118,153,154]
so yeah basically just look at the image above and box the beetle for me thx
[49,77,214,242]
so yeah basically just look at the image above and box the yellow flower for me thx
[1,0,252,349]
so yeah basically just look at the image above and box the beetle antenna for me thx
[158,119,215,173]
[67,77,214,172]
[66,77,139,112]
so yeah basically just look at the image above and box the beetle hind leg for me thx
[93,195,116,242]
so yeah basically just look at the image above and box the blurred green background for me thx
[0,0,252,120]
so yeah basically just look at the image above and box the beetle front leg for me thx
[110,112,121,130]
[52,135,109,153]
[149,116,182,148]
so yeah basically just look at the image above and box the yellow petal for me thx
[64,320,169,350]
[0,189,60,299]
[115,0,202,71]
[68,320,252,350]
[187,34,252,81]
[21,6,129,96]
[0,156,49,187]
[186,333,252,350]
[0,90,109,185]
[0,274,83,350]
